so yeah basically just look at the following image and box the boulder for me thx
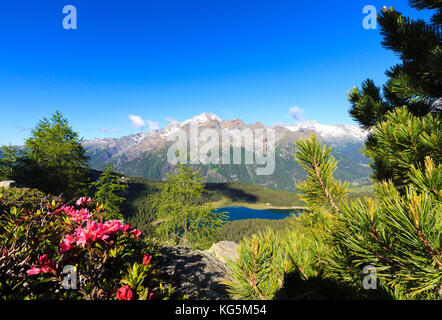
[0,180,16,189]
[156,245,231,300]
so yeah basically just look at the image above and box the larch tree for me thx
[152,164,227,250]
[23,111,89,200]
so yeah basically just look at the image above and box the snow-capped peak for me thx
[158,114,367,141]
[160,113,223,138]
[277,120,368,141]
[181,113,222,126]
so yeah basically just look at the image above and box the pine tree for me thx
[409,0,442,26]
[349,3,441,125]
[294,134,441,299]
[364,107,441,191]
[90,162,128,220]
[348,2,441,185]
[24,111,89,199]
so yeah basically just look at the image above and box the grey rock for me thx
[431,98,442,113]
[0,180,16,189]
[206,241,239,263]
[156,245,231,300]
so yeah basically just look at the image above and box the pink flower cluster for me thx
[76,197,92,207]
[61,205,92,224]
[61,220,124,252]
[26,254,56,276]
[26,196,151,301]
[59,198,143,253]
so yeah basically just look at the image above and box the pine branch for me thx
[295,135,347,215]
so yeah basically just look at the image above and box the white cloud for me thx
[128,115,159,131]
[128,114,146,129]
[165,117,176,123]
[288,106,304,121]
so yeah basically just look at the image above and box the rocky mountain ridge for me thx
[84,113,371,191]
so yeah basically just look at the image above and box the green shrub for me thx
[0,187,52,211]
[224,227,322,300]
[225,229,290,300]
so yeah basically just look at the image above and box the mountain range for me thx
[83,113,372,191]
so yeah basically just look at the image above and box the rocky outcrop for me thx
[206,241,239,263]
[156,242,239,300]
[0,180,16,189]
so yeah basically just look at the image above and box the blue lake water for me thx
[214,207,302,221]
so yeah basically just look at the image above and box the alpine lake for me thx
[213,207,304,221]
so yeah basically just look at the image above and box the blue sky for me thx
[0,1,433,145]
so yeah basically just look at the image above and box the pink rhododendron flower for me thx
[61,205,91,223]
[77,208,92,221]
[61,219,127,251]
[131,229,142,238]
[26,254,56,276]
[60,234,76,253]
[26,267,42,276]
[88,220,110,242]
[142,254,152,266]
[60,205,75,216]
[76,197,92,207]
[38,254,50,266]
[116,285,133,300]
[104,220,123,235]
[74,227,91,247]
[123,224,131,234]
